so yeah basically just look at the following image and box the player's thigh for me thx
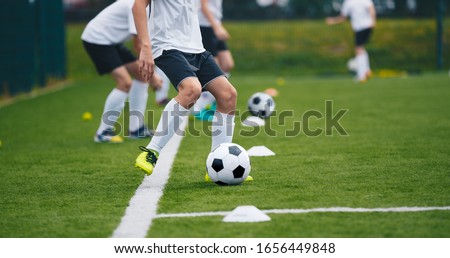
[155,50,198,90]
[124,61,145,82]
[216,50,234,72]
[82,41,124,75]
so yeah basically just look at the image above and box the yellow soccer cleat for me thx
[135,146,159,175]
[205,173,212,182]
[205,173,253,183]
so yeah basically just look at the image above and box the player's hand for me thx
[138,45,155,82]
[214,25,230,41]
[149,73,163,91]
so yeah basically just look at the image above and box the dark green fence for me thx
[0,0,66,98]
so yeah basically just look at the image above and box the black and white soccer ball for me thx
[247,92,275,118]
[206,143,251,186]
[347,57,357,72]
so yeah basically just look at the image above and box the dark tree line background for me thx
[64,0,448,22]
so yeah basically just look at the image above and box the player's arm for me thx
[326,15,346,25]
[200,0,229,41]
[132,34,162,90]
[369,3,377,28]
[132,0,154,82]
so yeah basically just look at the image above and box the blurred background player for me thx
[326,0,376,83]
[132,0,252,182]
[81,0,170,143]
[193,0,235,119]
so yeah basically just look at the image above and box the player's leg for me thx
[95,66,132,143]
[155,67,171,106]
[135,78,200,174]
[354,28,372,82]
[135,50,201,175]
[215,38,234,75]
[355,46,367,82]
[363,29,373,78]
[125,60,156,138]
[204,77,237,151]
[217,50,234,75]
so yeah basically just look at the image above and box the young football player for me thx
[132,0,253,182]
[81,0,170,143]
[326,0,376,82]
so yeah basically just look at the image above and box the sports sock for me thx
[211,111,235,151]
[155,67,170,103]
[355,54,366,81]
[363,51,371,73]
[146,98,189,154]
[128,80,149,132]
[97,88,128,135]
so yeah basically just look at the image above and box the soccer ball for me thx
[347,58,357,72]
[247,92,275,118]
[206,143,251,186]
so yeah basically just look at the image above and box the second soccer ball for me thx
[247,92,275,118]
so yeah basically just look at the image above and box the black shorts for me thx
[82,41,136,75]
[154,49,225,90]
[200,26,228,57]
[355,28,373,47]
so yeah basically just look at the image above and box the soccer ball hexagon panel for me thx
[206,143,251,186]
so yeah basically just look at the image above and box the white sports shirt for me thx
[81,0,148,45]
[341,0,375,32]
[197,0,223,27]
[150,0,205,58]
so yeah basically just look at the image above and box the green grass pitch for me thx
[0,73,449,237]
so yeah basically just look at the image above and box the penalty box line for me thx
[154,206,450,219]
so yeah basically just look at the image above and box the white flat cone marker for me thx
[223,205,271,223]
[247,146,275,157]
[242,116,265,127]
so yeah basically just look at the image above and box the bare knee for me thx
[177,80,202,108]
[116,78,132,92]
[217,85,237,113]
[355,47,366,56]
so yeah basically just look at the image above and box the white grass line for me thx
[112,120,187,238]
[154,206,450,219]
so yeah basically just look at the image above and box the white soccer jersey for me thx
[150,0,205,58]
[341,0,375,32]
[197,0,223,27]
[81,0,148,45]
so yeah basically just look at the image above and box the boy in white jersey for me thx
[81,0,170,143]
[133,0,252,182]
[326,0,376,82]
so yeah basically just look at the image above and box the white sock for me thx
[155,67,170,103]
[211,111,235,151]
[146,98,189,153]
[363,51,371,72]
[355,54,366,81]
[97,88,128,135]
[128,80,149,132]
